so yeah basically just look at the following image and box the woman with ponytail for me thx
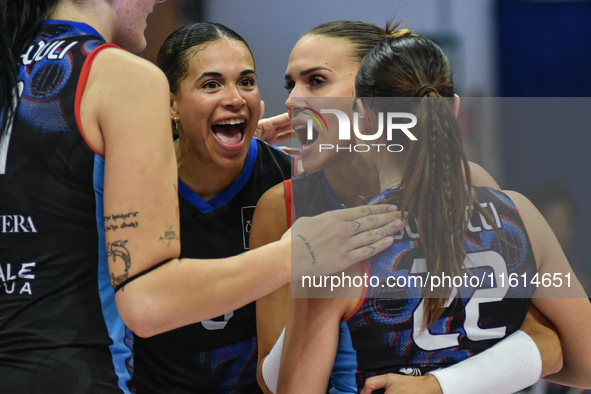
[0,3,403,392]
[276,31,591,394]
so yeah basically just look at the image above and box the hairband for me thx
[418,85,438,97]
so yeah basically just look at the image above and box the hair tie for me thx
[418,85,438,97]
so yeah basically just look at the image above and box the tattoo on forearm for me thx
[159,226,180,246]
[296,234,317,265]
[104,211,140,232]
[108,240,131,290]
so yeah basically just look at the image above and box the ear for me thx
[170,92,179,119]
[453,94,460,118]
[259,99,266,120]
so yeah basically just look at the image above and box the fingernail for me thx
[393,219,403,227]
[388,205,398,211]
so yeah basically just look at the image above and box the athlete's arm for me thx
[277,293,350,393]
[251,184,291,394]
[506,190,591,388]
[82,50,402,337]
[467,165,566,375]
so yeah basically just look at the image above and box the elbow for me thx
[115,290,166,338]
[540,336,563,377]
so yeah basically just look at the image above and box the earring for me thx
[358,114,366,119]
[171,115,179,131]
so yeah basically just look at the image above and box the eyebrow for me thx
[197,69,256,81]
[284,66,331,80]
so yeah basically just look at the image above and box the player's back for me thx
[0,21,130,393]
[344,186,537,391]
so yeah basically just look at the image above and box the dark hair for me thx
[157,22,253,94]
[1,0,59,135]
[356,33,499,328]
[306,20,403,64]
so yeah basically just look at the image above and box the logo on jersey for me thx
[1,215,37,233]
[241,206,256,249]
[399,367,422,376]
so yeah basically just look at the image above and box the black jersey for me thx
[291,171,341,217]
[130,138,292,394]
[0,21,131,393]
[345,187,537,391]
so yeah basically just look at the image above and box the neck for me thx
[324,154,380,207]
[375,152,405,192]
[48,1,115,43]
[175,139,246,202]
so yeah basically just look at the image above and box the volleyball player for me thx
[277,30,591,394]
[253,21,565,394]
[0,2,403,392]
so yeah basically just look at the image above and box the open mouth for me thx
[212,118,247,147]
[293,122,319,153]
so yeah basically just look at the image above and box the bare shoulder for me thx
[251,182,288,249]
[257,182,287,212]
[468,161,500,189]
[502,190,538,221]
[503,190,555,271]
[88,48,169,93]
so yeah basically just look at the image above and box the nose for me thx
[223,86,246,109]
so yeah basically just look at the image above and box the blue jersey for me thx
[345,187,537,392]
[0,21,131,393]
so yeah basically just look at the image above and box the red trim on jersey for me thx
[342,260,370,322]
[75,43,121,158]
[284,179,296,228]
[293,155,299,176]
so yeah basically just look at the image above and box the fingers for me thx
[360,374,396,394]
[256,113,293,145]
[344,209,401,236]
[278,146,299,155]
[348,216,404,249]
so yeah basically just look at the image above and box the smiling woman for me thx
[128,23,293,394]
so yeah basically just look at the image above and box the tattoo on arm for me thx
[159,226,180,246]
[108,240,131,290]
[104,211,140,232]
[296,234,317,265]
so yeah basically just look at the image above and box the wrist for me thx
[422,374,442,394]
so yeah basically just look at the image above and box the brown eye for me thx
[203,81,220,89]
[239,78,255,87]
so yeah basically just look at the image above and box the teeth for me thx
[294,124,306,131]
[301,142,312,149]
[214,119,245,126]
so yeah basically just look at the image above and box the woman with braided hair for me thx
[274,29,591,394]
[252,21,567,394]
